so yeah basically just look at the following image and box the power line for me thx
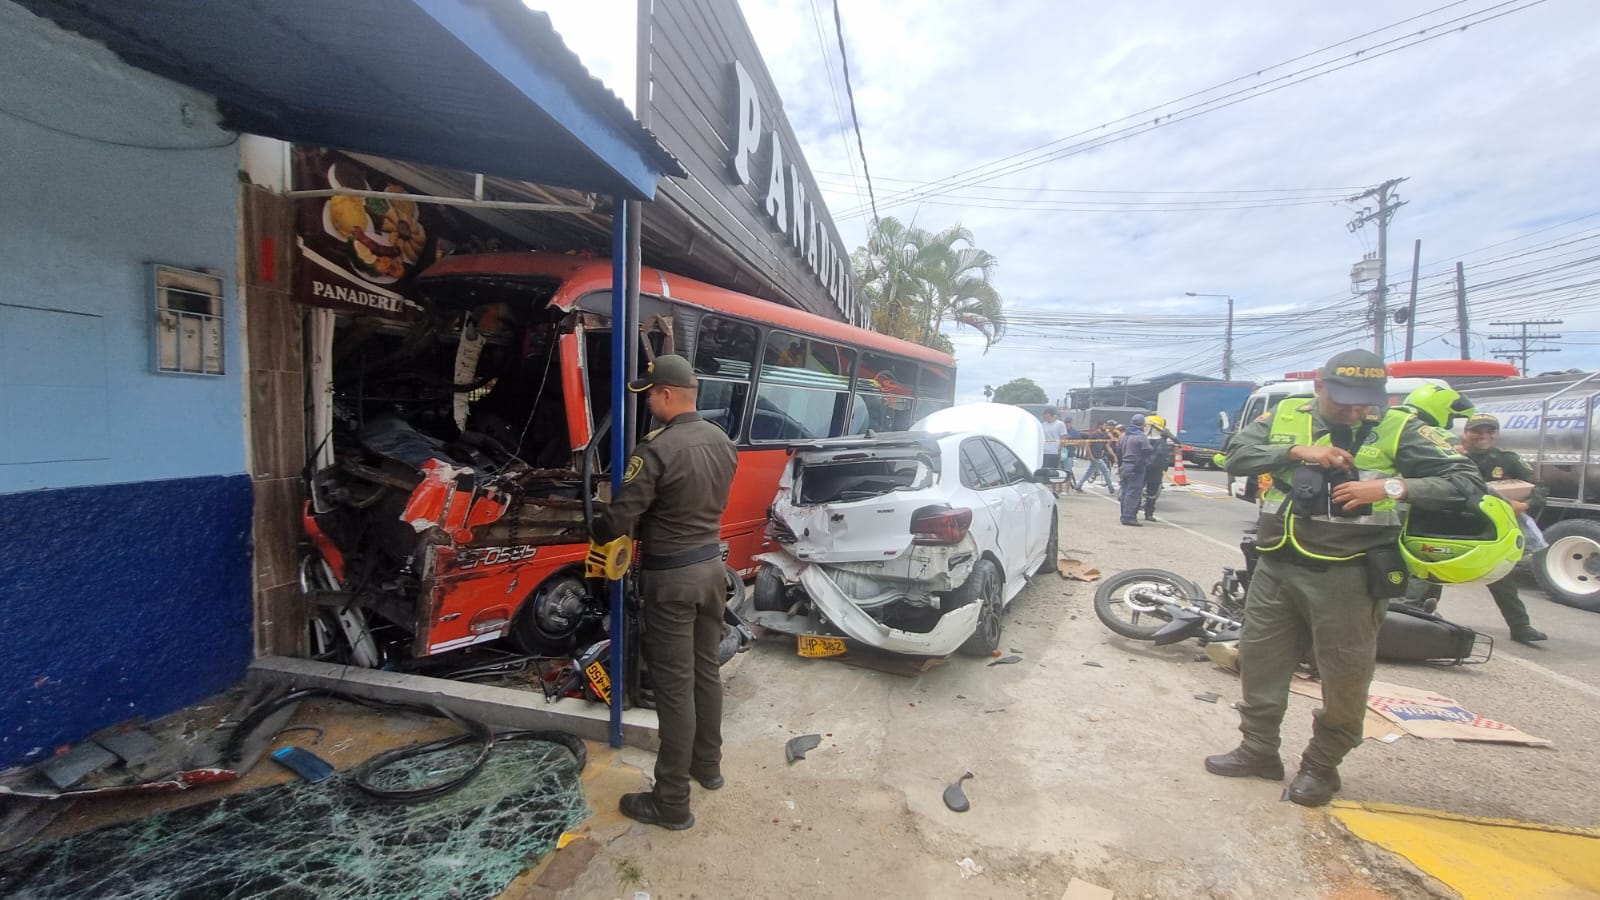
[836,0,1548,219]
[1488,319,1563,374]
[829,0,880,226]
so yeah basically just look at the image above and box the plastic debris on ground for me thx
[785,734,822,764]
[1056,558,1102,581]
[987,655,1022,667]
[956,857,984,879]
[943,772,974,813]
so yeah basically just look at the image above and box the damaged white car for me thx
[749,403,1065,657]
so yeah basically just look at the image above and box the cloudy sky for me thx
[541,0,1600,403]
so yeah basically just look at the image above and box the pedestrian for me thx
[1039,409,1073,495]
[594,354,739,830]
[1142,414,1177,521]
[1460,413,1549,643]
[1060,414,1086,492]
[1205,350,1488,807]
[1117,413,1154,526]
[1081,421,1118,492]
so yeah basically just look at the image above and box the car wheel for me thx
[1036,511,1059,576]
[754,563,791,612]
[957,559,1003,657]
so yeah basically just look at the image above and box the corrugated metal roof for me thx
[17,0,684,199]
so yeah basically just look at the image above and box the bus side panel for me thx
[416,543,588,655]
[720,447,791,577]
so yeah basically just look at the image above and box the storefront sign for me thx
[290,148,521,321]
[642,0,865,327]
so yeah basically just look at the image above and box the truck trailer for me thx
[1155,381,1253,467]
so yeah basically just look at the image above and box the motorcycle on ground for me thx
[1093,533,1493,665]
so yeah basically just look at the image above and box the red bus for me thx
[302,252,956,661]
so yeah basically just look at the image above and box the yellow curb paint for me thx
[1329,801,1600,899]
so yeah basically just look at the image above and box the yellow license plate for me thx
[584,660,612,703]
[798,635,847,658]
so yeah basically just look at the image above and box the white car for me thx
[749,403,1064,657]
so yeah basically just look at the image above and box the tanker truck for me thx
[1465,370,1600,612]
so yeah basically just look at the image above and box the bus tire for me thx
[1533,519,1600,612]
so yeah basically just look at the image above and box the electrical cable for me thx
[837,0,1548,219]
[0,102,239,150]
[830,0,880,225]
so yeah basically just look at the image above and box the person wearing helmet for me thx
[1116,414,1154,525]
[1399,383,1476,430]
[1204,350,1492,808]
[1456,413,1549,642]
[1141,414,1177,521]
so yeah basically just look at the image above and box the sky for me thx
[539,0,1600,404]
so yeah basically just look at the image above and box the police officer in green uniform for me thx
[1461,413,1549,643]
[594,354,738,830]
[1205,350,1486,806]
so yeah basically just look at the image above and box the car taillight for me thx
[911,505,972,545]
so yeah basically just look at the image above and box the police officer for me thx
[594,354,738,830]
[1205,350,1486,806]
[1461,413,1549,643]
[1117,413,1154,526]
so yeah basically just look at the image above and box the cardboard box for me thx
[1488,479,1535,502]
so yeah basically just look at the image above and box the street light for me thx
[1185,292,1235,380]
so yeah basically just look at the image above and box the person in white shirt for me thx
[1040,409,1074,495]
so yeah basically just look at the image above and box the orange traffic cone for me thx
[1172,453,1189,486]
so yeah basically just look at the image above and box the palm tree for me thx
[852,217,1005,353]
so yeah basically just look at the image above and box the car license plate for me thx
[797,635,847,658]
[584,660,612,703]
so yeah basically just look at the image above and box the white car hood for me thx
[915,402,1046,469]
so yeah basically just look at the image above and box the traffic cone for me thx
[1172,453,1189,486]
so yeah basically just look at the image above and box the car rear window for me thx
[797,457,928,504]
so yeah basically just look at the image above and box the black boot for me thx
[1287,759,1341,807]
[619,792,694,830]
[1204,744,1284,781]
[1510,624,1548,643]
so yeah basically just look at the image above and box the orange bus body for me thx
[401,253,956,656]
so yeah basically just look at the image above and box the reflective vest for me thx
[1258,398,1409,560]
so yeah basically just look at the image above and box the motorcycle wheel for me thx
[1093,568,1204,640]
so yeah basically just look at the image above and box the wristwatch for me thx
[1383,478,1406,500]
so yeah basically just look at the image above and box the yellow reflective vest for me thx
[1257,398,1409,561]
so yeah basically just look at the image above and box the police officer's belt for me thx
[1259,546,1367,572]
[641,544,721,571]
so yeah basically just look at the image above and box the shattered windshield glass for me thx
[797,456,931,504]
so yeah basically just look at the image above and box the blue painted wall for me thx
[0,476,254,763]
[0,4,254,766]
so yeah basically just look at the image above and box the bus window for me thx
[753,330,856,440]
[849,351,918,434]
[692,315,758,438]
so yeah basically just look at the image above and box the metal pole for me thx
[1455,261,1470,360]
[1374,185,1390,360]
[1404,239,1421,360]
[608,198,628,749]
[1223,296,1234,380]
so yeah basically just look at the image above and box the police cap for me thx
[1465,413,1500,431]
[1319,349,1388,407]
[628,354,698,392]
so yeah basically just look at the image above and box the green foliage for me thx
[992,377,1048,404]
[851,217,1006,354]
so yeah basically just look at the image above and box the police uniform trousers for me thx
[1488,575,1532,628]
[1236,552,1387,769]
[640,557,726,815]
[1118,463,1147,521]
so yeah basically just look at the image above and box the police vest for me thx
[1258,398,1409,560]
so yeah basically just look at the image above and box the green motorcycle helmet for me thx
[1400,383,1476,429]
[1399,493,1524,585]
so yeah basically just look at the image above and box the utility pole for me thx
[1403,239,1421,360]
[1185,292,1234,379]
[1346,177,1408,359]
[1488,319,1562,375]
[1454,262,1470,359]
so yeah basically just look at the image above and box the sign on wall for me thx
[290,148,522,320]
[641,0,864,327]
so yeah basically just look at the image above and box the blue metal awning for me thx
[18,0,684,199]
